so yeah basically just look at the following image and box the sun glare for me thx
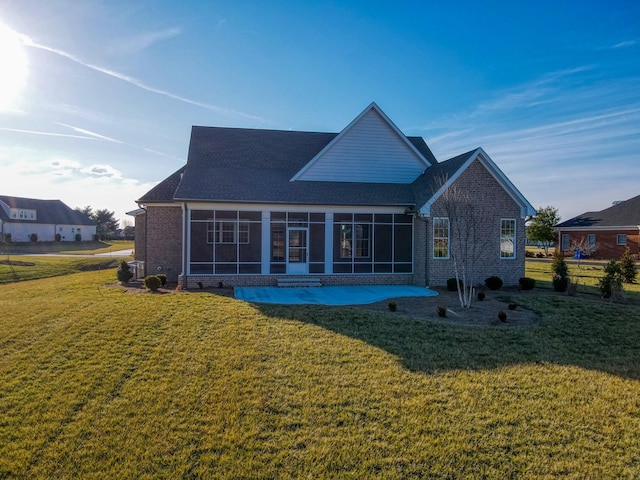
[0,23,28,111]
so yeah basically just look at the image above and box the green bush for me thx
[29,233,38,242]
[498,310,507,322]
[477,291,486,301]
[484,276,503,291]
[599,260,624,300]
[552,252,569,292]
[519,277,536,290]
[620,248,637,284]
[144,275,162,291]
[55,233,62,242]
[157,274,167,286]
[447,277,463,292]
[75,233,82,241]
[116,261,133,283]
[388,301,397,312]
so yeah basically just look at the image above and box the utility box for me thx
[127,261,145,280]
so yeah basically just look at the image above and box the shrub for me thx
[498,310,507,322]
[484,276,503,291]
[55,233,62,242]
[518,277,535,290]
[75,233,82,241]
[525,250,534,258]
[599,259,624,301]
[536,252,545,258]
[508,303,517,311]
[29,233,38,242]
[388,301,397,312]
[116,260,133,283]
[620,248,637,284]
[551,252,569,292]
[447,277,463,292]
[437,306,447,317]
[156,274,167,286]
[2,233,11,243]
[477,291,486,301]
[144,275,162,292]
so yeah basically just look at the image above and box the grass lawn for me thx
[0,256,125,284]
[1,240,134,255]
[526,259,640,302]
[1,268,639,478]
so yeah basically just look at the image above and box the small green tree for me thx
[526,206,560,255]
[619,248,637,284]
[117,260,133,283]
[551,251,569,292]
[599,259,624,301]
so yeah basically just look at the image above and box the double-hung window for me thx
[433,217,449,259]
[500,219,516,259]
[617,234,627,246]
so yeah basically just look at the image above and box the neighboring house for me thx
[555,194,640,259]
[133,103,535,288]
[0,195,96,242]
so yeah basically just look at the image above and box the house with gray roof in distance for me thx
[556,194,640,259]
[0,195,96,243]
[133,102,535,288]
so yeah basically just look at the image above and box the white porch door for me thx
[287,227,309,274]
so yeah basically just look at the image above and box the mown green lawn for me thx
[0,256,124,284]
[1,240,134,255]
[0,269,639,478]
[526,259,640,301]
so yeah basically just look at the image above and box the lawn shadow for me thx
[252,294,640,381]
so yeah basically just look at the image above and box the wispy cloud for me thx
[15,28,265,123]
[108,27,182,55]
[610,40,636,49]
[56,122,124,143]
[0,126,94,140]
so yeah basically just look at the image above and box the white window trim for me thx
[500,218,516,259]
[433,217,450,259]
[617,234,627,246]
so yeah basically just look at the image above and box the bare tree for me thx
[434,176,493,308]
[569,237,598,269]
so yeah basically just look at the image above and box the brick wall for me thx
[179,273,415,289]
[557,228,639,260]
[427,160,526,287]
[413,216,428,286]
[143,206,183,282]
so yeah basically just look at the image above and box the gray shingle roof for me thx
[0,196,95,225]
[556,194,640,228]
[138,126,476,208]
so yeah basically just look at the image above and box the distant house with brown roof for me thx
[133,103,535,288]
[0,195,96,242]
[555,195,640,259]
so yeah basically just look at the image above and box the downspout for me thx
[182,202,188,289]
[136,203,148,272]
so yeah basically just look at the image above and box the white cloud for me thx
[16,28,266,123]
[108,27,182,55]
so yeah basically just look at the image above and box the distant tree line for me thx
[76,206,119,241]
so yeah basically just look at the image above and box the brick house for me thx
[0,195,96,242]
[556,194,640,259]
[133,103,535,288]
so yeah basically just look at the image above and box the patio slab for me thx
[234,285,438,305]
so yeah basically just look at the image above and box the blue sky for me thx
[0,0,638,224]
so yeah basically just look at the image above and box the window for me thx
[433,217,449,259]
[561,234,570,251]
[617,234,627,246]
[500,219,516,259]
[587,234,596,250]
[340,223,370,258]
[355,224,371,258]
[340,224,352,258]
[215,221,249,244]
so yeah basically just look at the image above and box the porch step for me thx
[277,277,323,288]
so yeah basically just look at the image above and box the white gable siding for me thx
[296,108,427,184]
